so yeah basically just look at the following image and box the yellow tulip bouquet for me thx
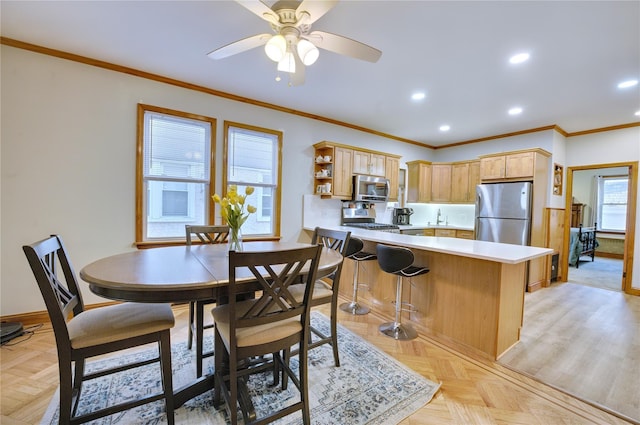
[212,185,257,251]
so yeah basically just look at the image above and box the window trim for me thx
[222,121,282,239]
[136,104,216,246]
[597,174,629,232]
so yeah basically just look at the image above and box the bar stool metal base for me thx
[379,321,418,340]
[339,301,370,315]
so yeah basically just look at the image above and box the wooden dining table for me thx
[79,241,343,409]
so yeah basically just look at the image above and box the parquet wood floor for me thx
[1,300,634,424]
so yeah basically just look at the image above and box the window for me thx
[136,104,216,242]
[223,122,282,238]
[597,175,628,232]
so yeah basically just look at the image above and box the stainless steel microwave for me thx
[352,175,390,203]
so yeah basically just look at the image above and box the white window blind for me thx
[226,125,280,237]
[597,176,628,232]
[142,111,212,240]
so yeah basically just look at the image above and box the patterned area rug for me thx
[41,312,440,424]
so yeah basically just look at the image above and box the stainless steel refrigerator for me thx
[475,182,533,245]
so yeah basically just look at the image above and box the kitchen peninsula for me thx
[304,225,552,360]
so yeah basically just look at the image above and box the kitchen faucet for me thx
[436,209,443,225]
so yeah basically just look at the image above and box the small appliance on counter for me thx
[342,202,399,233]
[392,208,413,225]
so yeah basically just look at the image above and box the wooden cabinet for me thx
[480,156,506,180]
[353,151,385,176]
[451,161,480,203]
[333,146,353,198]
[571,203,584,227]
[505,151,535,178]
[456,230,475,239]
[480,149,545,182]
[406,161,432,203]
[434,228,456,237]
[385,156,400,201]
[431,164,452,202]
[313,142,353,199]
[423,228,435,236]
[313,141,399,200]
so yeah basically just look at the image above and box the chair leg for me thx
[330,295,340,367]
[379,276,418,340]
[59,359,74,424]
[188,301,195,350]
[195,301,205,377]
[159,331,175,425]
[299,335,311,425]
[340,260,370,315]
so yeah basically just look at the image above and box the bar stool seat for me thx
[376,244,429,340]
[340,238,376,315]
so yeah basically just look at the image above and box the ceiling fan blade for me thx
[235,0,280,26]
[295,0,338,25]
[308,30,382,63]
[207,33,271,60]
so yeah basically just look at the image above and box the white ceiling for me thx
[2,1,639,148]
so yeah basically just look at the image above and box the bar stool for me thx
[376,244,430,340]
[339,238,376,315]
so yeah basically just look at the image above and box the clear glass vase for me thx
[228,226,243,252]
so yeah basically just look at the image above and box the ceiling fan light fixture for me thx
[297,39,319,66]
[277,51,296,73]
[265,35,286,62]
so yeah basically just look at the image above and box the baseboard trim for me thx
[595,252,624,259]
[1,301,119,326]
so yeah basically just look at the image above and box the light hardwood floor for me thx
[499,259,639,423]
[2,295,636,425]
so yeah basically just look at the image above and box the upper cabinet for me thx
[313,141,399,200]
[333,146,354,198]
[431,163,452,202]
[480,149,549,182]
[406,160,432,203]
[451,160,480,203]
[353,151,386,176]
[385,156,400,201]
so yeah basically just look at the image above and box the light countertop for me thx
[304,225,552,264]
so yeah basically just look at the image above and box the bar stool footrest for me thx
[391,301,418,314]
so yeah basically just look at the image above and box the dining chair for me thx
[22,235,175,424]
[289,227,350,367]
[185,224,229,377]
[211,244,322,425]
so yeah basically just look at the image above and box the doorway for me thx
[564,161,638,295]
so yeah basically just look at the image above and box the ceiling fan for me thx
[207,0,382,86]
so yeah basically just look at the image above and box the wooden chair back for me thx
[22,235,83,346]
[185,224,229,245]
[226,245,322,349]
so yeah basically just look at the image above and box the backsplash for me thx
[401,203,476,228]
[302,194,476,229]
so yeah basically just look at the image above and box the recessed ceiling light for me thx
[509,53,530,64]
[411,92,426,101]
[439,125,450,132]
[618,79,638,89]
[508,107,523,115]
[635,110,640,117]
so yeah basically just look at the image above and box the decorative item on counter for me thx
[212,185,256,252]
